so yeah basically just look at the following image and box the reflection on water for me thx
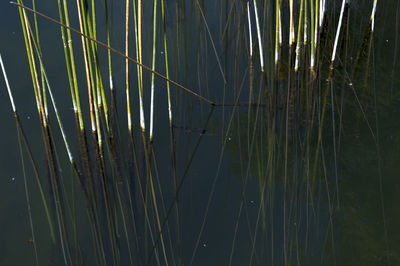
[0,0,399,265]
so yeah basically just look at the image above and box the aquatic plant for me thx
[2,0,399,265]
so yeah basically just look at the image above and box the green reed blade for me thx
[150,0,158,142]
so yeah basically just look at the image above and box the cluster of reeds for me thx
[238,0,381,264]
[1,0,382,265]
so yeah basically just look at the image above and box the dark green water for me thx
[0,1,399,265]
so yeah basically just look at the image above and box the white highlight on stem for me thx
[319,0,326,28]
[304,0,308,45]
[253,0,264,72]
[295,0,305,72]
[46,76,74,163]
[274,0,281,65]
[139,97,145,132]
[331,0,347,63]
[150,80,154,139]
[371,0,378,32]
[43,85,48,119]
[247,1,253,57]
[126,89,132,130]
[109,75,113,91]
[312,0,319,67]
[0,53,16,112]
[97,86,102,107]
[278,7,282,45]
[310,55,315,69]
[289,0,295,46]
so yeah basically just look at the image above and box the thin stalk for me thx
[80,2,120,264]
[150,0,158,143]
[61,3,106,264]
[90,0,109,132]
[17,0,45,124]
[21,11,72,261]
[138,0,145,134]
[303,0,307,46]
[125,0,132,132]
[61,0,84,131]
[57,0,77,122]
[319,0,326,28]
[27,22,76,174]
[289,0,295,46]
[314,0,319,56]
[247,0,254,147]
[16,0,56,243]
[274,0,281,65]
[331,0,347,64]
[148,107,215,265]
[278,1,282,46]
[76,0,96,133]
[17,126,40,266]
[30,31,96,236]
[295,0,304,72]
[370,0,378,32]
[195,0,227,83]
[0,54,16,112]
[104,0,113,94]
[23,11,72,261]
[162,0,180,262]
[1,54,39,266]
[32,0,48,120]
[247,1,253,59]
[310,0,315,69]
[253,0,264,72]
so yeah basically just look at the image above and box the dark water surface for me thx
[0,1,399,265]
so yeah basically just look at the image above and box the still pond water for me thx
[0,1,399,265]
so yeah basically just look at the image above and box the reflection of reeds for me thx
[1,53,43,265]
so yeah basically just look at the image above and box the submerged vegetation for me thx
[1,0,399,265]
